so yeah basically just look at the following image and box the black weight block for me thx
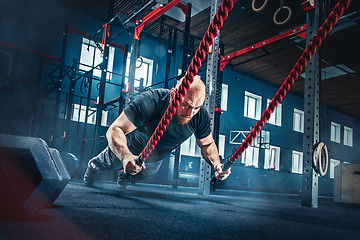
[60,151,80,179]
[0,134,70,219]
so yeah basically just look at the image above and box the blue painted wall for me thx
[217,67,360,195]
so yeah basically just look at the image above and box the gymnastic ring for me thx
[252,0,268,12]
[313,142,329,177]
[273,6,292,25]
[136,56,143,68]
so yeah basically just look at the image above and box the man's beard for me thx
[174,114,191,125]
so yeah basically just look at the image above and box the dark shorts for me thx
[89,147,163,178]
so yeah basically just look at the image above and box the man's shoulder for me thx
[187,106,211,139]
[198,106,210,119]
[145,88,171,96]
[143,88,170,104]
[189,106,210,126]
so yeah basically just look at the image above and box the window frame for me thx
[125,55,153,88]
[293,108,304,133]
[343,126,353,147]
[71,103,108,126]
[291,150,303,174]
[180,134,226,159]
[330,122,341,143]
[267,99,282,126]
[264,145,280,171]
[79,38,115,80]
[244,91,262,120]
[241,146,259,168]
[221,84,228,111]
[329,159,341,179]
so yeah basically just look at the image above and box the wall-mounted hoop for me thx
[313,142,329,177]
[273,6,292,25]
[252,0,268,12]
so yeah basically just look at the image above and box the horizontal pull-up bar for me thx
[220,24,307,71]
[0,40,59,61]
[68,26,127,54]
[134,0,184,40]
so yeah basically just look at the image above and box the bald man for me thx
[83,76,231,187]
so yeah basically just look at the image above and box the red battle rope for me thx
[228,0,352,163]
[139,0,236,161]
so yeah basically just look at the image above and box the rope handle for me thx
[116,156,144,188]
[210,158,234,184]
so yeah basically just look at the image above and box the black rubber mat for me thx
[1,180,359,240]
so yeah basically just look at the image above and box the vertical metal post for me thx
[210,42,223,192]
[181,3,192,75]
[172,29,177,71]
[301,0,322,208]
[213,42,224,146]
[93,0,115,155]
[126,37,139,104]
[31,56,45,137]
[199,0,221,196]
[119,44,128,115]
[164,27,173,89]
[139,78,144,93]
[172,148,181,189]
[173,3,192,189]
[52,23,69,145]
[93,34,111,156]
[80,70,93,175]
[63,58,78,151]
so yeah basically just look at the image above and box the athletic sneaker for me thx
[116,168,129,189]
[83,161,98,187]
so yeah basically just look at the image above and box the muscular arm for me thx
[196,134,221,169]
[197,134,231,180]
[106,112,144,174]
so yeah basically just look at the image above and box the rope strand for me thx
[139,0,236,160]
[229,0,352,163]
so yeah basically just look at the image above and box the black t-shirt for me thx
[124,89,211,162]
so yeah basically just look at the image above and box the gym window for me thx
[180,134,225,158]
[291,150,303,174]
[79,38,115,80]
[218,135,226,158]
[71,104,108,126]
[180,134,201,157]
[264,145,280,171]
[244,91,262,120]
[293,109,304,133]
[330,122,341,143]
[267,99,282,126]
[125,55,153,88]
[221,84,228,111]
[241,146,259,168]
[329,159,341,179]
[343,126,353,147]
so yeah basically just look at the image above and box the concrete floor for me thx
[0,180,359,240]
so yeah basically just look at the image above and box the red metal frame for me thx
[220,24,307,71]
[134,0,183,40]
[68,26,127,53]
[0,41,59,61]
[301,0,316,11]
[176,2,190,17]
